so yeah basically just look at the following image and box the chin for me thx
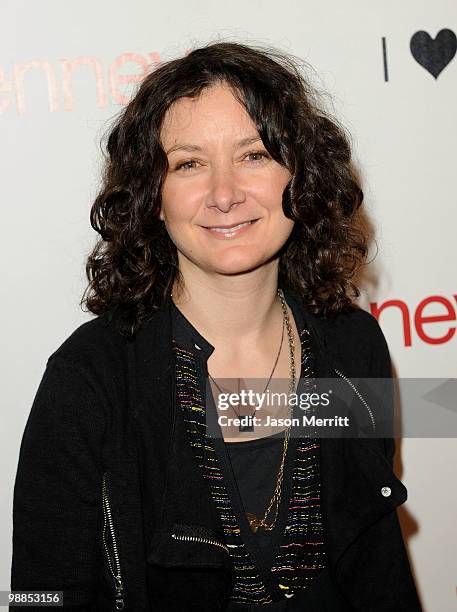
[205,253,270,276]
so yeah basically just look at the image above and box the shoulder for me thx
[312,304,391,378]
[319,303,386,344]
[343,306,391,372]
[331,303,381,330]
[46,310,129,378]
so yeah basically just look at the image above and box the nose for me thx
[205,165,246,213]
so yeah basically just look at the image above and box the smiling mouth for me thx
[203,219,259,233]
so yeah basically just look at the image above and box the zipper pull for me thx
[114,580,124,610]
[115,586,124,610]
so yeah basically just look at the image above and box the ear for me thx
[159,208,164,222]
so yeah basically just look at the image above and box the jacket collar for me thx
[131,286,407,572]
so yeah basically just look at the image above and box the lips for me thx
[204,219,258,230]
[202,219,259,239]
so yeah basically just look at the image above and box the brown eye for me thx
[175,160,199,171]
[245,151,270,162]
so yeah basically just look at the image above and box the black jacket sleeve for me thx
[367,314,396,466]
[10,354,106,610]
[340,313,423,610]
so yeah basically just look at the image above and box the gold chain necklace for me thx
[208,287,296,533]
[245,288,296,532]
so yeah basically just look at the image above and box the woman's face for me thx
[159,81,294,278]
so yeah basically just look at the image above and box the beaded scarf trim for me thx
[172,324,326,604]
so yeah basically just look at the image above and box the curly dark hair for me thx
[81,40,368,337]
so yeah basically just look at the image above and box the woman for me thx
[10,41,422,611]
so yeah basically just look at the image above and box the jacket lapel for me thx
[131,297,230,568]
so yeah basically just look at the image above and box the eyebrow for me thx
[165,136,262,155]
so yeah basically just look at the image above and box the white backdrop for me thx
[2,1,456,610]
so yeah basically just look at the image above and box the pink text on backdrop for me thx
[0,51,168,114]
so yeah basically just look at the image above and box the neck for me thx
[171,261,283,352]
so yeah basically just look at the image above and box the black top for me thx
[225,430,286,554]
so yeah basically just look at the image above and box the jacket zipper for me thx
[171,532,230,554]
[102,472,125,610]
[333,368,377,434]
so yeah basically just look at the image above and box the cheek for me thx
[161,180,198,224]
[160,191,184,225]
[273,217,295,246]
[258,172,290,209]
[160,198,196,252]
[160,176,182,219]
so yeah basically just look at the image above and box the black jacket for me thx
[10,286,422,611]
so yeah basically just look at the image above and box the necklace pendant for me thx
[238,415,255,432]
[246,512,262,533]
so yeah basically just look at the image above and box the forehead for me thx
[160,83,257,146]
